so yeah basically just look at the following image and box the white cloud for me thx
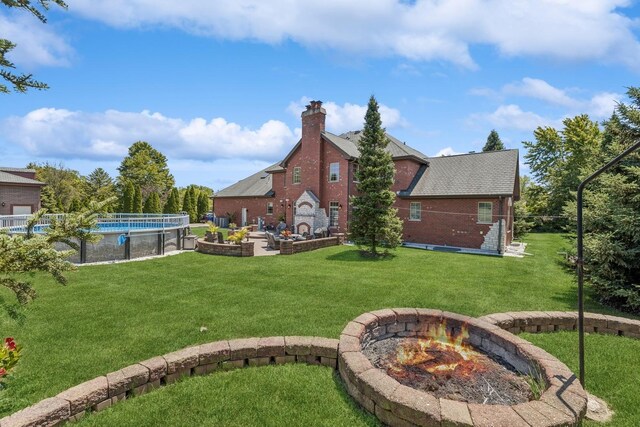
[503,78,579,108]
[287,97,406,134]
[433,147,464,157]
[0,12,73,68]
[1,108,296,162]
[468,104,551,131]
[65,0,640,69]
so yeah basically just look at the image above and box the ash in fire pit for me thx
[362,322,533,405]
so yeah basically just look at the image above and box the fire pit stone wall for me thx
[338,308,587,427]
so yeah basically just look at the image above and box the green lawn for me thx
[0,233,638,425]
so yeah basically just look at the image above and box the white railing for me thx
[0,213,190,232]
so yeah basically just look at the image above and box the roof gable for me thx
[400,149,519,198]
[215,165,275,198]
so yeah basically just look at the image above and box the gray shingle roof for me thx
[0,167,36,173]
[215,165,275,198]
[324,130,428,162]
[0,170,44,185]
[400,149,518,198]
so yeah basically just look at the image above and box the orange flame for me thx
[393,322,484,376]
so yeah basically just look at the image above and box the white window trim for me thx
[329,162,340,182]
[477,202,493,224]
[292,166,301,184]
[409,202,421,221]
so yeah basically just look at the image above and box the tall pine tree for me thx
[121,181,134,213]
[197,191,210,219]
[163,188,180,214]
[143,192,162,213]
[349,95,403,256]
[132,186,143,213]
[483,129,505,151]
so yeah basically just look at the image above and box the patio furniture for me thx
[266,232,280,250]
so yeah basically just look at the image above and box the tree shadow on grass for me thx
[325,249,397,262]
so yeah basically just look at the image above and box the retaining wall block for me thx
[352,312,379,327]
[358,369,400,411]
[284,336,314,356]
[228,337,259,360]
[138,356,167,383]
[375,405,416,427]
[415,309,444,325]
[368,309,397,325]
[342,321,366,339]
[311,337,339,358]
[163,347,199,374]
[0,397,70,427]
[439,398,473,427]
[519,401,575,426]
[165,367,191,384]
[338,334,361,355]
[257,336,285,358]
[57,376,108,415]
[199,340,230,365]
[106,364,149,398]
[390,384,441,427]
[468,404,529,427]
[392,308,419,323]
[248,357,271,367]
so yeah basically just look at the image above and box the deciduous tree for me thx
[117,141,175,200]
[349,95,403,256]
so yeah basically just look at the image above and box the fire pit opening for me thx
[338,309,587,427]
[362,321,534,405]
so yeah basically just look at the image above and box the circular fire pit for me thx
[338,309,587,426]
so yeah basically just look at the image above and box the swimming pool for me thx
[1,213,191,264]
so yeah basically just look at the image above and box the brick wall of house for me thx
[213,197,278,227]
[391,159,422,192]
[0,184,42,215]
[396,197,513,250]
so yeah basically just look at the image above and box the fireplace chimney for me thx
[299,100,326,199]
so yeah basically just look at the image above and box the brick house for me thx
[0,167,45,215]
[213,101,520,253]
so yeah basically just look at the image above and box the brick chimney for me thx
[299,100,326,199]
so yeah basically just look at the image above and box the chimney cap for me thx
[302,100,326,117]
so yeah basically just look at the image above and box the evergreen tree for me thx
[187,186,198,222]
[483,129,505,151]
[197,191,209,219]
[182,188,194,218]
[163,188,180,214]
[40,185,58,212]
[349,95,403,256]
[143,191,162,213]
[1,0,67,94]
[68,198,83,213]
[121,181,134,213]
[563,88,640,314]
[132,186,143,213]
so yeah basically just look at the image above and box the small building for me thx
[213,101,519,253]
[0,167,45,215]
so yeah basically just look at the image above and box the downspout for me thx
[347,160,351,230]
[497,196,504,254]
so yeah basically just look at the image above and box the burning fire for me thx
[391,322,485,377]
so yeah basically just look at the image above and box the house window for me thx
[292,167,301,184]
[329,201,340,227]
[266,202,273,215]
[329,162,339,182]
[478,202,493,224]
[409,202,421,221]
[353,163,359,182]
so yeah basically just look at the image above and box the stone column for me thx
[241,241,254,257]
[279,239,293,255]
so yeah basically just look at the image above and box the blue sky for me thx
[1,0,640,190]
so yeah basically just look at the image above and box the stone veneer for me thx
[196,239,254,257]
[2,310,638,426]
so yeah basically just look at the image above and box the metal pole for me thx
[576,138,640,387]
